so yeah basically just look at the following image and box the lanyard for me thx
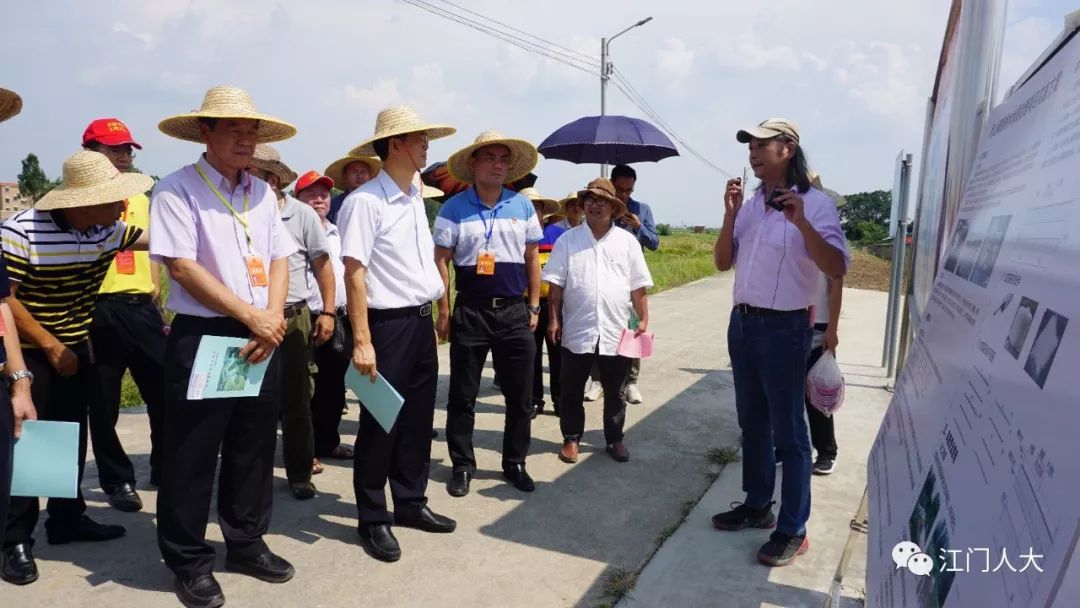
[472,188,499,248]
[195,164,252,249]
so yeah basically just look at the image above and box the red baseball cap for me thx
[295,170,334,194]
[82,118,142,149]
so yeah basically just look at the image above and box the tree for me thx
[839,190,891,241]
[853,220,888,245]
[17,153,58,201]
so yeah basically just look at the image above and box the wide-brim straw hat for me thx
[324,155,383,189]
[448,130,538,185]
[36,150,154,211]
[560,191,582,208]
[577,178,627,216]
[0,88,22,123]
[249,143,297,186]
[159,85,296,144]
[518,187,560,217]
[422,184,444,199]
[348,105,455,157]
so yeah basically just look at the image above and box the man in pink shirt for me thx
[711,118,849,568]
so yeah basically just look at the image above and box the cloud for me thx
[998,17,1060,95]
[112,22,154,49]
[342,64,462,118]
[713,33,802,71]
[658,37,695,79]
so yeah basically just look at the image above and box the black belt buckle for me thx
[491,297,514,309]
[419,303,432,317]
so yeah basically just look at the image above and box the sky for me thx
[1,0,1076,226]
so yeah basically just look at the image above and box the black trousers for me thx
[156,315,281,580]
[4,343,94,548]
[88,295,166,488]
[532,298,561,412]
[312,312,351,457]
[353,307,437,525]
[0,389,12,547]
[446,300,535,474]
[805,337,838,460]
[559,347,630,444]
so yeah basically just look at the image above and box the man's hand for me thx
[352,341,377,381]
[240,336,277,364]
[547,318,561,345]
[45,342,78,376]
[823,327,839,354]
[724,178,744,219]
[313,313,335,346]
[11,383,36,438]
[775,190,807,226]
[635,318,649,337]
[436,311,450,341]
[246,308,286,345]
[622,213,642,230]
[529,311,539,332]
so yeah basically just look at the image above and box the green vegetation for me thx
[644,230,717,293]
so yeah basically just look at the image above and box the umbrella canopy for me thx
[538,115,679,165]
[421,161,537,201]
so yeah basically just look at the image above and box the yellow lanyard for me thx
[195,164,252,248]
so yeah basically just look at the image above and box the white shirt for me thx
[337,170,445,309]
[306,221,348,312]
[542,223,653,355]
[812,272,830,324]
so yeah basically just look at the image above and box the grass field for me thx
[118,228,892,407]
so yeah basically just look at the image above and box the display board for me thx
[867,31,1080,608]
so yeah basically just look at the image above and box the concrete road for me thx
[0,273,888,607]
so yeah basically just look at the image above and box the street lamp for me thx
[600,16,653,177]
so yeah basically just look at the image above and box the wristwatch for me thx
[528,304,542,315]
[6,369,33,387]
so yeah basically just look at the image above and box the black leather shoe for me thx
[104,482,143,512]
[225,551,295,583]
[395,506,457,533]
[358,524,401,562]
[45,515,126,545]
[1,543,39,585]
[502,464,536,492]
[175,574,225,608]
[447,470,471,497]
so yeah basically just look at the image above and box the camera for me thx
[765,188,786,211]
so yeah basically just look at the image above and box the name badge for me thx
[245,255,269,287]
[114,250,136,275]
[477,251,496,276]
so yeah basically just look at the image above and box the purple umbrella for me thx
[538,115,679,165]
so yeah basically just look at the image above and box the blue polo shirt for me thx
[433,187,543,298]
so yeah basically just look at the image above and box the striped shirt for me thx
[433,188,542,298]
[2,209,141,347]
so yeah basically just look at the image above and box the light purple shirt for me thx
[732,186,849,311]
[149,155,298,317]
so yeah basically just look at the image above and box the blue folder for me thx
[345,367,405,433]
[11,420,79,498]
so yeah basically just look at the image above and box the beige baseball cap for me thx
[736,118,799,144]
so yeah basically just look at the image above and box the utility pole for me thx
[600,16,653,177]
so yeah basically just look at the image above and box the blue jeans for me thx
[727,308,813,536]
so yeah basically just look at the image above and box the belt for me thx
[734,303,808,317]
[284,302,309,319]
[456,295,526,310]
[368,302,432,320]
[98,292,153,305]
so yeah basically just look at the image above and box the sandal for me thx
[328,445,354,460]
[312,458,324,475]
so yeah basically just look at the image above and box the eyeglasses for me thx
[99,144,136,159]
[583,196,610,207]
[614,187,633,196]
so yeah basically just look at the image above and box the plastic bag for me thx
[806,350,845,416]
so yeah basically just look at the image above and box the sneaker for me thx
[711,501,776,531]
[623,383,643,404]
[812,456,836,475]
[584,380,603,402]
[757,531,809,567]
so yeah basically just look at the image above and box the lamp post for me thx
[600,16,653,177]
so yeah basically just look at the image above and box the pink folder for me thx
[617,329,654,359]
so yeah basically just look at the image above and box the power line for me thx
[432,0,599,65]
[397,0,599,74]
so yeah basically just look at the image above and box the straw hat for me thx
[0,88,22,123]
[36,151,154,211]
[808,172,846,208]
[560,191,582,208]
[348,105,455,157]
[577,178,626,216]
[249,143,297,187]
[324,155,383,189]
[158,85,296,143]
[518,187,560,217]
[422,184,444,199]
[448,131,538,185]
